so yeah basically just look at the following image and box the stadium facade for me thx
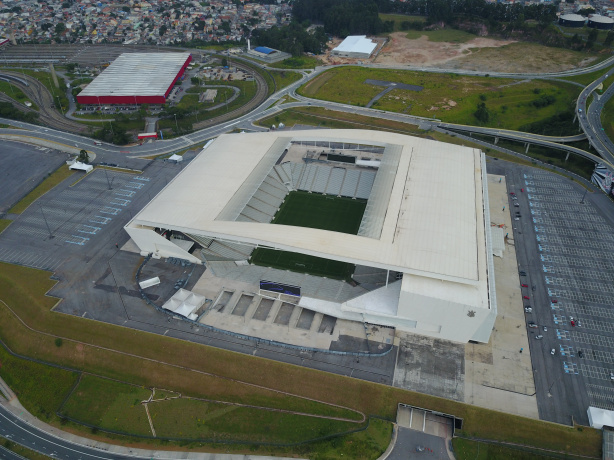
[76,52,192,105]
[125,130,497,343]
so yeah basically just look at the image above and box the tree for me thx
[78,149,90,163]
[474,102,490,123]
[159,25,168,36]
[587,28,598,49]
[605,30,614,47]
[55,22,66,35]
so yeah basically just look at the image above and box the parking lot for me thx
[507,166,614,425]
[0,142,67,214]
[0,165,164,271]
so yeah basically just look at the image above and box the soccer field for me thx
[250,191,367,280]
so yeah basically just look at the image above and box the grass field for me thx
[378,13,426,32]
[270,70,302,90]
[299,67,581,132]
[601,95,614,144]
[452,438,558,460]
[8,165,75,214]
[274,56,321,69]
[0,261,603,457]
[149,397,362,442]
[250,191,366,279]
[60,375,153,436]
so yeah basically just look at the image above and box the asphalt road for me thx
[487,159,614,426]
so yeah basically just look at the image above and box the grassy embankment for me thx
[0,261,602,458]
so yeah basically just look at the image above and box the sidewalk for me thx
[0,376,303,460]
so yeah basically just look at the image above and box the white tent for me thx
[162,288,207,320]
[587,406,614,429]
[67,161,93,173]
[168,154,183,162]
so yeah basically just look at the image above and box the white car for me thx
[535,335,543,340]
[551,348,556,355]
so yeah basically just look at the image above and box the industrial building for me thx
[125,130,497,344]
[558,13,586,27]
[77,52,192,105]
[588,15,614,29]
[246,43,291,63]
[331,35,377,59]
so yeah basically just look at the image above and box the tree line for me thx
[292,0,393,36]
[389,0,557,26]
[252,22,329,56]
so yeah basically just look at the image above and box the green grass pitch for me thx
[250,191,367,280]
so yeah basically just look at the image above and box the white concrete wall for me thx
[125,225,201,264]
[396,289,492,343]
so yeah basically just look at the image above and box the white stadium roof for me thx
[332,35,377,55]
[129,130,487,285]
[79,52,190,98]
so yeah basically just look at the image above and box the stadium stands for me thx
[208,261,369,303]
[358,144,402,238]
[281,162,377,199]
[326,167,346,196]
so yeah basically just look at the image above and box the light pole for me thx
[38,202,54,239]
[580,187,589,204]
[103,166,112,190]
[174,113,179,132]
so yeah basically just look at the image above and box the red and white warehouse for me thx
[77,52,192,105]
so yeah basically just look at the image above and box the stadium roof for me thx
[79,52,191,98]
[560,13,585,21]
[129,130,487,286]
[589,14,614,23]
[333,35,377,55]
[253,46,275,55]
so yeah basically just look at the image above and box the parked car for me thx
[528,322,538,328]
[521,283,528,287]
[514,202,520,207]
[510,192,516,196]
[551,348,556,355]
[535,335,543,340]
[523,295,530,300]
[519,271,527,276]
[524,307,532,313]
[578,350,584,358]
[543,326,547,332]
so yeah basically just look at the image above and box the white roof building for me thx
[332,35,377,58]
[125,130,497,343]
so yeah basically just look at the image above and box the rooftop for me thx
[333,35,377,55]
[130,130,487,286]
[78,52,191,98]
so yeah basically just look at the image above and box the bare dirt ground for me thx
[317,32,600,73]
[375,32,516,67]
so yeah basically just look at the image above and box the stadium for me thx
[125,130,497,344]
[76,52,192,106]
